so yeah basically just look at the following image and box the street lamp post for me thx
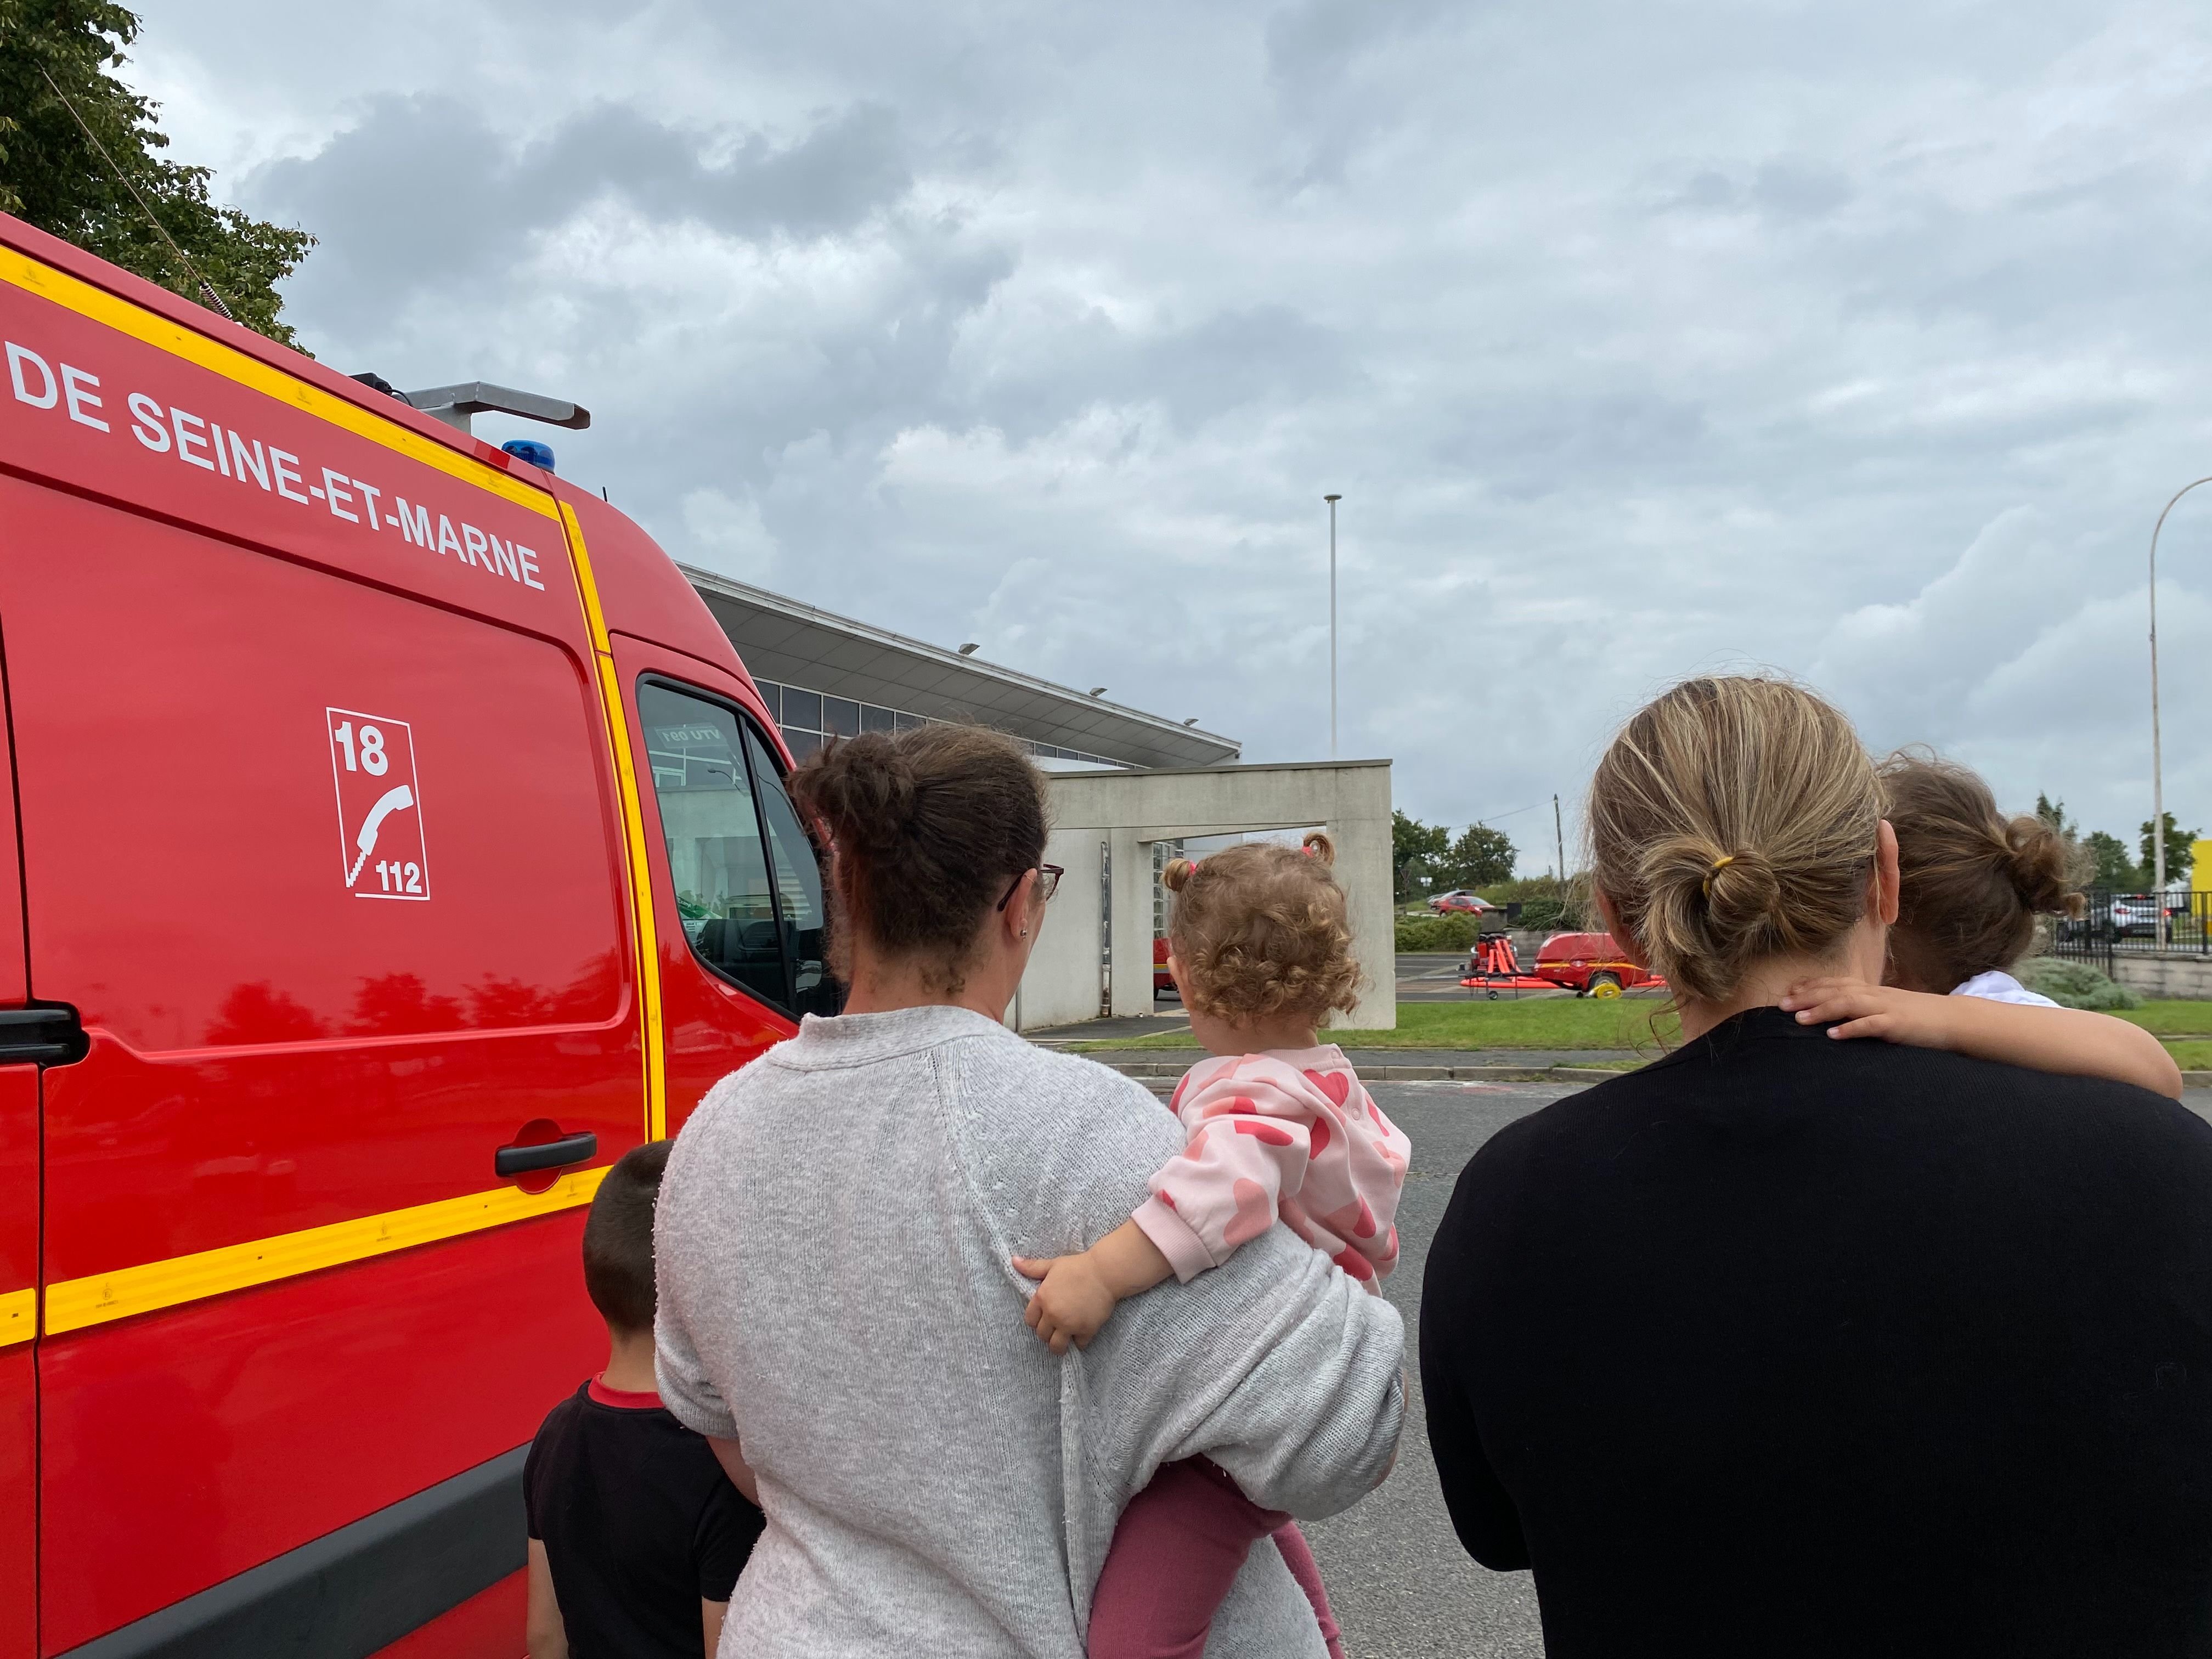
[2149,476,2212,945]
[1324,494,1341,758]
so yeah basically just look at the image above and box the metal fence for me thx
[2051,889,2212,972]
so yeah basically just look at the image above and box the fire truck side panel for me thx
[0,1092,30,1659]
[0,1343,27,1659]
[0,211,805,1653]
[1,482,640,1640]
[617,640,805,1135]
[0,625,31,1659]
[38,1212,599,1650]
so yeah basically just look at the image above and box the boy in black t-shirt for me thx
[525,1141,763,1659]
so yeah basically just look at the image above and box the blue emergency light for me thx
[502,438,557,471]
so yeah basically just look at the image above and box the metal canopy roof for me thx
[682,566,1243,771]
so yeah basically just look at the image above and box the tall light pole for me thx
[1324,494,1341,758]
[2149,476,2212,944]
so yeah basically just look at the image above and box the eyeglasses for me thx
[997,864,1064,912]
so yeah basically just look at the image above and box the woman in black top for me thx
[1422,676,2212,1658]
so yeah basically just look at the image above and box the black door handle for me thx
[0,1005,87,1066]
[495,1132,597,1178]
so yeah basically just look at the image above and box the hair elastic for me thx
[1703,854,1735,897]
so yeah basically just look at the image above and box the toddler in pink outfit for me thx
[1015,833,1407,1659]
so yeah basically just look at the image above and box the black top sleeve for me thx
[1421,1150,1530,1570]
[522,1406,554,1542]
[693,1475,765,1602]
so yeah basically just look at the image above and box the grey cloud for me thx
[969,302,1356,442]
[132,0,2212,862]
[247,94,912,319]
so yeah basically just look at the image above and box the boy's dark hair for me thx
[582,1139,672,1333]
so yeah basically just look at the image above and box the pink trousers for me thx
[1086,1457,1347,1659]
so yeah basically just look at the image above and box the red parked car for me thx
[1427,889,1497,916]
[0,212,830,1656]
[1533,932,1664,997]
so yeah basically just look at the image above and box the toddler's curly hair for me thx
[1161,832,1363,1023]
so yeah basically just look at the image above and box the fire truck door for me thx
[0,626,37,1659]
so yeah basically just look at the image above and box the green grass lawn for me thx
[1076,996,1680,1052]
[1071,995,2212,1059]
[2117,1001,2212,1037]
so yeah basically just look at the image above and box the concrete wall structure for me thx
[2111,952,2212,1000]
[1015,759,1396,1033]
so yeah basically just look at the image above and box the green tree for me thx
[2140,811,2199,886]
[0,1,313,345]
[2084,830,2139,891]
[2035,793,2073,836]
[1440,822,1516,889]
[1391,810,1448,900]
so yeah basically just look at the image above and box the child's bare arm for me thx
[1781,978,2183,1100]
[526,1539,569,1659]
[1012,1220,1174,1354]
[706,1435,760,1507]
[702,1599,727,1657]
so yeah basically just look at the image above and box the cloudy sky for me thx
[129,0,2212,871]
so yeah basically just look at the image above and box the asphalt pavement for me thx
[1298,1079,1570,1659]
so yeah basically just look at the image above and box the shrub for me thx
[1396,913,1482,952]
[1516,896,1572,933]
[2012,957,2142,1011]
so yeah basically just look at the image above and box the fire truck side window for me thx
[743,726,837,1016]
[639,681,788,1011]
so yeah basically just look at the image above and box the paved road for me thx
[1300,1080,1570,1659]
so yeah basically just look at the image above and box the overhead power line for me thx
[39,64,236,322]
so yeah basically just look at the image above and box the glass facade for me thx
[753,677,1126,769]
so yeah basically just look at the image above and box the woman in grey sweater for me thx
[654,726,1404,1658]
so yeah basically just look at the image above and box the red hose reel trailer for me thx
[1458,932,1555,998]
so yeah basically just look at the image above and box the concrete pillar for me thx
[1109,827,1155,1018]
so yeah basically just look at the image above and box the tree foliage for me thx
[1441,822,1516,890]
[0,1,313,345]
[2083,830,2140,892]
[2140,811,2198,885]
[1392,810,1448,900]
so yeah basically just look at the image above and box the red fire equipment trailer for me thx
[1532,931,1665,997]
[0,213,832,1657]
[1457,932,1556,997]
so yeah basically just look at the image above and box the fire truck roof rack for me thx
[398,381,592,436]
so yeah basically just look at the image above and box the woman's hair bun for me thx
[1700,846,1781,934]
[2004,815,2087,919]
[805,734,918,855]
[1161,857,1197,893]
[1634,833,1786,991]
[1301,830,1336,866]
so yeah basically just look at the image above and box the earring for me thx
[1020,926,1029,937]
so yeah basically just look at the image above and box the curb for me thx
[2188,1072,2212,1091]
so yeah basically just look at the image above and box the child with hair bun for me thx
[1783,749,2181,1098]
[1014,831,1406,1659]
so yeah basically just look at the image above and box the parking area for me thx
[1300,1079,1562,1658]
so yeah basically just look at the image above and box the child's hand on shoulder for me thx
[1012,1252,1116,1355]
[1779,978,1959,1048]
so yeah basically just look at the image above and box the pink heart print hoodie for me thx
[1130,1046,1410,1288]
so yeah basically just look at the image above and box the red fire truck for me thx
[0,213,827,1655]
